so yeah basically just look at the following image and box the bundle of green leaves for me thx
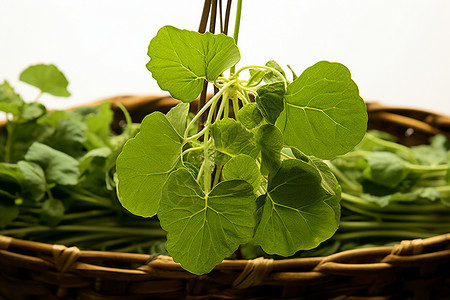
[0,65,167,252]
[116,25,368,274]
[289,131,450,258]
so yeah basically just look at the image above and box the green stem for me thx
[33,91,43,103]
[333,230,436,241]
[0,189,15,199]
[1,225,166,236]
[363,133,417,163]
[341,192,449,214]
[406,163,449,173]
[339,221,450,230]
[54,232,120,246]
[61,209,114,221]
[235,65,287,88]
[215,90,228,122]
[325,161,361,193]
[237,89,251,105]
[186,125,211,142]
[230,0,242,75]
[94,236,147,251]
[182,145,204,157]
[68,191,112,208]
[185,80,236,139]
[203,97,220,193]
[213,165,223,187]
[114,239,160,253]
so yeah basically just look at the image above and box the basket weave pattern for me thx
[0,96,449,300]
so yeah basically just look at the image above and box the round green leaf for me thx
[256,82,285,125]
[223,154,261,192]
[147,26,241,102]
[18,161,46,202]
[211,118,258,165]
[166,102,190,136]
[159,168,256,275]
[254,159,340,256]
[0,81,25,116]
[19,64,70,97]
[116,112,182,217]
[277,61,367,159]
[256,124,283,175]
[237,103,263,130]
[25,142,79,186]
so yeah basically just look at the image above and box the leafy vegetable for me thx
[159,169,255,274]
[277,61,367,159]
[237,103,263,130]
[25,142,79,186]
[116,24,368,274]
[211,118,258,165]
[146,26,240,102]
[19,64,71,97]
[254,159,338,256]
[0,81,24,116]
[116,112,183,217]
[0,65,167,253]
[256,82,285,125]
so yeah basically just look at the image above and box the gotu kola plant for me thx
[116,12,368,274]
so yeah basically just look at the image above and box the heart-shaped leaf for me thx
[211,118,258,165]
[237,103,263,130]
[147,26,240,102]
[276,61,367,159]
[18,161,46,202]
[19,64,70,97]
[0,81,25,116]
[256,82,285,125]
[166,102,190,136]
[159,168,256,275]
[254,159,340,256]
[116,112,183,217]
[25,142,79,186]
[223,154,261,192]
[256,124,283,175]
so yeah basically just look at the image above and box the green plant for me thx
[116,2,368,274]
[0,65,168,252]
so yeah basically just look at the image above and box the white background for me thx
[1,0,449,114]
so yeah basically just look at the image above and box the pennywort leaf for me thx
[211,118,258,165]
[0,81,25,116]
[147,26,240,102]
[254,159,339,256]
[255,124,283,175]
[237,103,263,130]
[222,154,260,192]
[19,64,71,97]
[116,112,183,217]
[24,142,79,186]
[277,61,367,159]
[17,161,46,202]
[166,102,190,136]
[264,60,286,83]
[0,163,26,198]
[158,168,256,274]
[41,198,65,227]
[363,151,409,188]
[256,82,285,125]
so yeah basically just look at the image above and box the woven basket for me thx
[0,96,449,300]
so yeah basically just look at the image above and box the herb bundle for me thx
[116,23,368,274]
